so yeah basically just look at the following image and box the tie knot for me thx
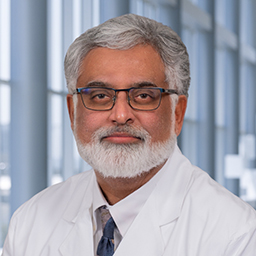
[99,206,112,230]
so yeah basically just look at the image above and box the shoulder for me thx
[185,165,256,243]
[169,147,256,221]
[158,146,256,223]
[12,170,94,222]
[188,166,256,219]
[162,149,256,253]
[3,170,95,255]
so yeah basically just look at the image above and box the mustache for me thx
[92,125,150,142]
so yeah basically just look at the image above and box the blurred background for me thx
[0,0,256,248]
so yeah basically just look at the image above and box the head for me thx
[65,14,190,179]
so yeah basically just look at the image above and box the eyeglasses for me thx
[73,87,178,111]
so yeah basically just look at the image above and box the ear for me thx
[67,94,75,131]
[174,95,187,136]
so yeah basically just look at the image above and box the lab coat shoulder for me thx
[187,165,256,226]
[180,165,256,254]
[2,170,95,256]
[13,169,94,221]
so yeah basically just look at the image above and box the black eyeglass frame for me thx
[73,87,179,111]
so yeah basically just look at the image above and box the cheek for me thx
[74,107,108,143]
[155,106,174,140]
[157,115,173,138]
[74,107,93,142]
[140,110,173,143]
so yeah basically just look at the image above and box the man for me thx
[3,14,256,256]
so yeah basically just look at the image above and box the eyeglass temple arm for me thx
[72,88,82,95]
[163,89,179,95]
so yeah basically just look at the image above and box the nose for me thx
[109,91,135,125]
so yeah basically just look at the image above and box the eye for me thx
[133,89,157,101]
[137,93,152,99]
[92,93,109,100]
[90,91,112,103]
[82,88,114,105]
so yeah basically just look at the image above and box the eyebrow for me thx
[132,81,157,88]
[85,81,158,88]
[86,81,110,88]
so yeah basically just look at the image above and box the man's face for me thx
[67,45,187,177]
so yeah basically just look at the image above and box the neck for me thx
[95,162,165,205]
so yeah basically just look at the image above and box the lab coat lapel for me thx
[59,209,94,256]
[59,171,95,256]
[114,190,164,256]
[156,145,192,227]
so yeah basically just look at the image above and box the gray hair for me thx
[64,14,190,97]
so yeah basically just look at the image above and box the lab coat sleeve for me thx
[224,219,256,255]
[2,192,42,256]
[2,214,16,256]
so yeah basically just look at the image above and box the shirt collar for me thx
[92,164,166,237]
[92,177,108,234]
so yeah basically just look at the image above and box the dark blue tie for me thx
[97,216,116,256]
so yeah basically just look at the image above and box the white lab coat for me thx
[2,145,256,255]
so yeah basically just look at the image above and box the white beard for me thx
[74,125,177,178]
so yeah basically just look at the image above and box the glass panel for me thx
[182,27,198,121]
[143,2,156,19]
[48,0,63,92]
[215,127,225,185]
[0,85,10,127]
[198,0,212,13]
[225,0,238,34]
[0,0,10,80]
[244,0,255,46]
[189,0,212,13]
[216,0,238,34]
[223,49,238,154]
[0,84,11,248]
[215,49,226,127]
[136,0,144,16]
[244,63,255,133]
[188,0,198,5]
[48,94,63,185]
[92,0,100,27]
[73,0,82,38]
[215,0,225,27]
[239,64,247,133]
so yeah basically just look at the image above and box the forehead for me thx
[77,45,167,88]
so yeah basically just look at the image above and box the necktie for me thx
[97,206,116,256]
